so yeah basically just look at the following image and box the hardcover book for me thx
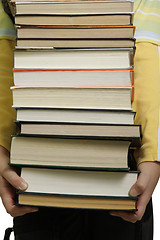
[15,108,136,125]
[11,136,132,169]
[18,122,141,144]
[17,167,138,210]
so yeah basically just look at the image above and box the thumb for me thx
[129,173,147,197]
[3,168,28,191]
[129,183,142,197]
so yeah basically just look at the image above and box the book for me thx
[18,193,137,210]
[13,69,134,87]
[18,122,141,147]
[11,86,133,109]
[16,38,135,48]
[15,13,133,26]
[14,1,134,15]
[18,122,141,143]
[17,167,138,210]
[10,137,131,169]
[14,48,134,69]
[17,121,140,143]
[15,108,136,125]
[16,25,135,39]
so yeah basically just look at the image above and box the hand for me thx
[0,145,38,217]
[110,161,160,223]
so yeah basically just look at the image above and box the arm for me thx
[110,42,160,222]
[0,39,38,217]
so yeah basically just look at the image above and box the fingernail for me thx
[130,188,138,197]
[19,181,28,190]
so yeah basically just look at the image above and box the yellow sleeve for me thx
[0,39,16,151]
[132,42,160,165]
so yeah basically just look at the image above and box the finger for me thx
[110,197,149,222]
[110,192,152,223]
[2,168,28,191]
[129,172,149,197]
[135,192,151,220]
[2,192,39,217]
[110,211,138,223]
[110,193,148,223]
[1,179,38,217]
[5,204,39,217]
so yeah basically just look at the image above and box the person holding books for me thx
[0,0,160,239]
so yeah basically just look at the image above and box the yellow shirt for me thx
[0,1,159,165]
[0,39,16,151]
[134,0,160,45]
[0,0,16,40]
[132,42,160,165]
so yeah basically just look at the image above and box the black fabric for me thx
[13,208,87,240]
[13,199,153,240]
[3,228,13,240]
[141,198,153,240]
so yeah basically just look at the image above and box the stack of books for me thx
[13,0,135,48]
[10,0,140,210]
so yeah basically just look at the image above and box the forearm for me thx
[0,39,16,151]
[132,42,160,165]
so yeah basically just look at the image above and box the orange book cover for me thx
[13,68,134,72]
[17,25,135,30]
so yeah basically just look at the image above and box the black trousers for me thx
[13,199,153,240]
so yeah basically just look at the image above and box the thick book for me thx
[11,86,133,109]
[15,13,133,26]
[16,38,136,48]
[18,122,141,144]
[14,1,134,14]
[13,69,134,87]
[14,48,134,69]
[16,25,135,39]
[17,168,138,210]
[15,108,136,125]
[11,136,131,169]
